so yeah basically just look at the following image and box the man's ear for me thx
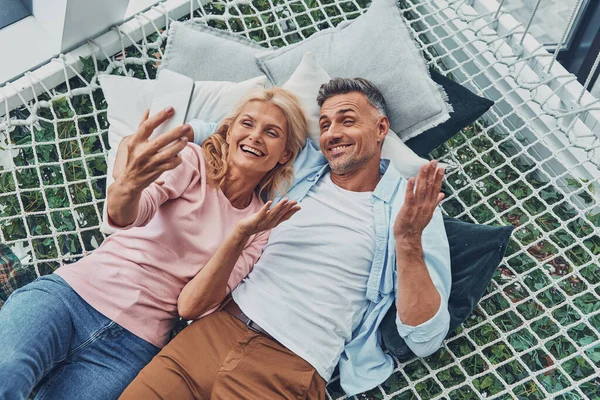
[376,115,390,144]
[278,149,293,165]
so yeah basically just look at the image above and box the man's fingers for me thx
[436,192,445,205]
[405,177,415,205]
[135,107,175,142]
[430,166,445,201]
[426,160,437,194]
[416,163,430,201]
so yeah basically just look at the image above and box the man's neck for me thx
[330,159,381,192]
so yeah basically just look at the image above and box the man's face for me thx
[318,92,386,175]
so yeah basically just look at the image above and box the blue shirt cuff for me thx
[187,119,218,145]
[395,295,450,343]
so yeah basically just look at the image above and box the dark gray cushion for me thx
[380,216,513,361]
[405,70,494,157]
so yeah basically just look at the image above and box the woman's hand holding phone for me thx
[115,107,191,194]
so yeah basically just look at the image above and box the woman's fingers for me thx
[152,137,188,165]
[138,109,150,128]
[154,154,183,176]
[150,124,191,155]
[277,205,301,225]
[134,107,175,142]
[267,200,297,225]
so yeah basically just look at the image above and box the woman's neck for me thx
[221,166,263,209]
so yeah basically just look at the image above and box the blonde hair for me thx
[202,88,307,199]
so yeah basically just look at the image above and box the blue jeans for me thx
[0,274,160,400]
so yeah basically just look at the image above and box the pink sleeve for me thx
[226,230,270,293]
[196,230,270,319]
[108,145,202,230]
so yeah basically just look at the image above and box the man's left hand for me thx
[394,160,445,240]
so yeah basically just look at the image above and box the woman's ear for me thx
[278,149,293,165]
[225,126,232,145]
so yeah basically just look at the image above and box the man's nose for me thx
[324,123,344,142]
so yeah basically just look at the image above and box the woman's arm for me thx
[177,199,300,320]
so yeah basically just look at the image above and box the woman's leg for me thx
[34,321,159,400]
[0,276,75,400]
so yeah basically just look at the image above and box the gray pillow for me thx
[255,0,452,141]
[159,21,269,82]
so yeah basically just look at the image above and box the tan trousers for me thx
[119,308,326,400]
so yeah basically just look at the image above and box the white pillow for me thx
[99,73,266,234]
[282,52,438,180]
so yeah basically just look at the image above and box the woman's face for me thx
[226,101,292,175]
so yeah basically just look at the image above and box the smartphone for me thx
[148,69,195,140]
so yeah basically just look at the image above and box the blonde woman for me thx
[0,88,307,400]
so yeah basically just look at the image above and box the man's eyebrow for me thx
[319,108,355,122]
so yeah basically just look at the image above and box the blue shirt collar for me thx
[373,159,402,203]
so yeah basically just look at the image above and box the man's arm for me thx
[393,160,451,357]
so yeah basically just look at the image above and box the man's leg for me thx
[0,276,75,400]
[119,311,248,400]
[210,334,326,400]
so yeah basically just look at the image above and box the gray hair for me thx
[316,77,387,116]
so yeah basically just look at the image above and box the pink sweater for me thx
[57,144,268,348]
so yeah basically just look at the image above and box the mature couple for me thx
[0,77,451,400]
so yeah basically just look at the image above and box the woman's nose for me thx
[248,129,263,143]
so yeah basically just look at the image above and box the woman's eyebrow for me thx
[265,123,284,133]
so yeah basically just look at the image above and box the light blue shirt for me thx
[233,172,375,381]
[190,120,452,396]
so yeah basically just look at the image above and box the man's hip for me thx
[120,302,326,399]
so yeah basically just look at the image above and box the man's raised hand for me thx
[393,160,445,240]
[115,107,191,193]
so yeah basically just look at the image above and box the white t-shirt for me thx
[233,172,376,380]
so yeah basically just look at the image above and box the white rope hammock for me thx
[1,0,599,398]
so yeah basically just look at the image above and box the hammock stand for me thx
[0,0,599,398]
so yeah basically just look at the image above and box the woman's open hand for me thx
[116,107,191,194]
[236,199,301,237]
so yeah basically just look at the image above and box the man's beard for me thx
[328,152,372,175]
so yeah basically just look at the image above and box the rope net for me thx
[1,0,599,398]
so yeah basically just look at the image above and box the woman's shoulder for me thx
[179,142,206,168]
